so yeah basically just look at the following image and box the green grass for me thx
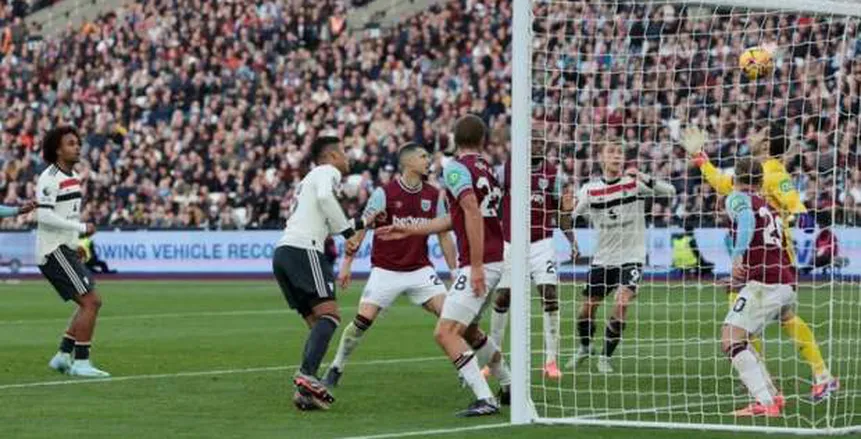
[0,280,857,438]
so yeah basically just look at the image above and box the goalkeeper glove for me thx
[680,127,709,168]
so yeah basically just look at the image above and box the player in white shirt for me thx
[567,143,675,373]
[36,126,105,378]
[272,135,373,411]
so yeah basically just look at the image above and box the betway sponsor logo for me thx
[392,215,432,226]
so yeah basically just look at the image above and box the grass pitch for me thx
[0,279,855,438]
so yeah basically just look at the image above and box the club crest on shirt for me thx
[421,199,431,212]
[538,177,549,190]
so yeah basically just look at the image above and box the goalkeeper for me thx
[681,123,838,401]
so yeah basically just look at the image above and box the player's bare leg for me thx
[64,291,109,378]
[294,300,340,410]
[539,284,561,378]
[435,318,499,417]
[597,287,635,373]
[568,296,601,369]
[464,324,511,405]
[324,302,381,387]
[780,308,839,401]
[49,307,82,374]
[722,324,781,417]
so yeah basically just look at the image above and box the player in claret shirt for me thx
[722,157,799,417]
[489,130,574,379]
[378,115,510,417]
[323,142,458,388]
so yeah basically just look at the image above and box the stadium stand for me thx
[0,0,858,231]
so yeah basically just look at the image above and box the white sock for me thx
[489,308,508,351]
[330,322,365,371]
[456,352,494,401]
[543,310,559,364]
[474,336,496,368]
[489,355,512,387]
[732,348,775,405]
[815,371,834,385]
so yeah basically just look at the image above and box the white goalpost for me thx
[510,0,861,434]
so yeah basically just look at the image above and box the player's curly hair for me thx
[41,126,80,164]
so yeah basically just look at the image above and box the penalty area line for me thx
[0,355,443,391]
[337,422,511,439]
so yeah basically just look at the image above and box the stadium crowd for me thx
[0,0,858,231]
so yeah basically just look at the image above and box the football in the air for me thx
[739,47,773,80]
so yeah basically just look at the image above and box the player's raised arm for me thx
[316,166,353,232]
[629,169,676,197]
[681,127,734,196]
[36,174,90,235]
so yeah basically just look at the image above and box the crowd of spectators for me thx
[0,0,858,231]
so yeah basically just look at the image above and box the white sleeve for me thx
[573,186,590,217]
[36,175,87,233]
[637,174,676,197]
[37,208,88,233]
[315,167,351,233]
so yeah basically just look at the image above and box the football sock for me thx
[577,318,595,349]
[300,315,339,377]
[544,309,559,364]
[330,316,372,371]
[489,306,508,350]
[729,344,775,405]
[603,317,625,358]
[471,334,495,368]
[59,333,75,354]
[781,315,831,381]
[453,351,494,401]
[74,342,91,361]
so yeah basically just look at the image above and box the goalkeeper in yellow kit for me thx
[681,123,839,401]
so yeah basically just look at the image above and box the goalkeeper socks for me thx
[74,342,91,360]
[577,318,595,349]
[730,344,775,405]
[489,306,508,350]
[603,317,625,358]
[781,315,831,381]
[330,316,371,371]
[59,333,75,354]
[453,351,494,401]
[543,310,559,364]
[300,315,339,377]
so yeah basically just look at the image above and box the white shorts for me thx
[361,266,447,309]
[497,239,557,289]
[723,282,796,335]
[440,262,504,325]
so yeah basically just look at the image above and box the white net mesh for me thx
[519,0,861,432]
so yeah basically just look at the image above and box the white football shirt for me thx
[277,164,351,253]
[35,165,88,264]
[574,174,675,266]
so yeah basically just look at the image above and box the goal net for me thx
[509,0,861,434]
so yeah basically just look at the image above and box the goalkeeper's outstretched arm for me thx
[680,127,734,196]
